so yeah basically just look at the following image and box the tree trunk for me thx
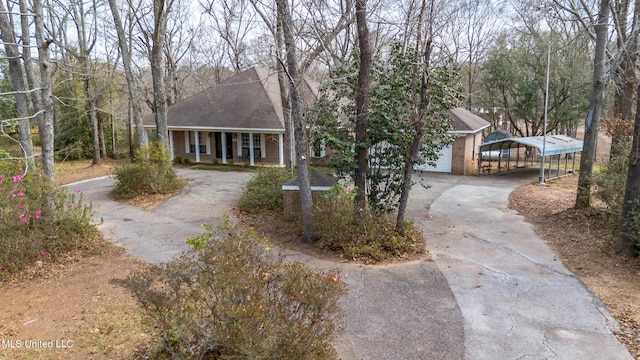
[610,0,639,159]
[276,13,293,170]
[277,0,316,242]
[617,80,640,257]
[354,0,371,210]
[86,77,101,165]
[397,0,428,231]
[575,0,609,209]
[99,115,107,158]
[151,0,170,147]
[34,0,55,182]
[0,1,34,170]
[107,0,146,151]
[19,0,44,152]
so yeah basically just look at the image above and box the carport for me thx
[478,135,583,181]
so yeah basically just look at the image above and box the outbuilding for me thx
[414,108,491,175]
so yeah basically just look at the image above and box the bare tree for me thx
[107,0,145,150]
[202,0,256,73]
[150,0,174,146]
[19,0,44,144]
[0,0,34,170]
[68,0,101,164]
[163,0,198,104]
[275,13,294,169]
[34,0,55,181]
[277,0,315,242]
[457,0,502,110]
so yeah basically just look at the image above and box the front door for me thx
[215,132,233,159]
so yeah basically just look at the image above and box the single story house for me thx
[414,107,490,175]
[143,68,488,175]
[143,66,318,167]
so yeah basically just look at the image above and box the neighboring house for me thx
[414,107,490,175]
[143,66,318,167]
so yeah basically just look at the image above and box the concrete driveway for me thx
[409,170,632,360]
[67,168,632,359]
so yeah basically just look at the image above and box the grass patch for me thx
[0,133,23,157]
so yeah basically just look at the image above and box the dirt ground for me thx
[0,161,155,360]
[1,161,639,359]
[511,176,640,359]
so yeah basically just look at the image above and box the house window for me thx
[241,133,261,149]
[241,133,262,158]
[189,132,207,154]
[311,140,326,158]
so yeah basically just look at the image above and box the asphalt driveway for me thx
[67,168,632,359]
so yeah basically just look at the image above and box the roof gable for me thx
[144,67,318,131]
[448,108,491,134]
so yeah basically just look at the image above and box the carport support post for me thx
[221,131,227,165]
[539,44,550,185]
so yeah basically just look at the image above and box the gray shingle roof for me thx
[448,108,491,133]
[144,67,318,131]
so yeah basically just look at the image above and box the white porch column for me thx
[249,132,255,166]
[169,130,174,160]
[221,131,227,164]
[195,130,201,162]
[144,129,149,146]
[278,133,284,167]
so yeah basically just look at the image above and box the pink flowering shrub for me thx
[0,162,97,274]
[115,218,346,359]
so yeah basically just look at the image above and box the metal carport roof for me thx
[479,135,583,157]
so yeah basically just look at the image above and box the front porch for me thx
[159,129,286,167]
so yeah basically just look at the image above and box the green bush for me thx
[115,219,346,359]
[172,156,191,165]
[112,143,182,200]
[237,168,293,213]
[315,185,425,262]
[593,139,631,240]
[0,162,98,274]
[619,199,640,254]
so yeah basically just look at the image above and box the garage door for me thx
[413,145,452,173]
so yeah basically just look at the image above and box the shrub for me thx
[115,219,346,359]
[315,185,425,262]
[0,161,98,274]
[172,156,191,165]
[619,199,640,254]
[593,139,631,240]
[237,167,293,213]
[112,143,182,200]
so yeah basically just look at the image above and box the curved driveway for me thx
[67,168,632,359]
